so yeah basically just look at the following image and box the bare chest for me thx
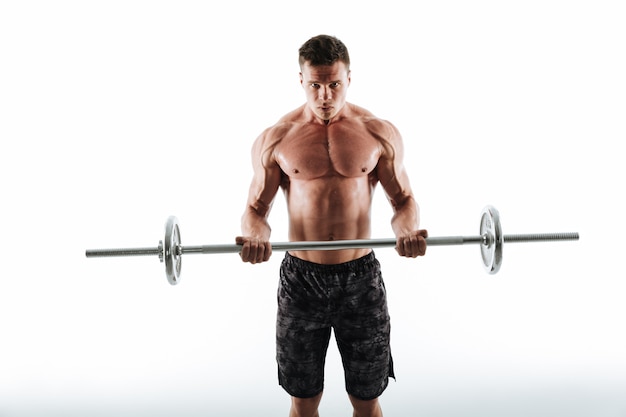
[276,124,381,179]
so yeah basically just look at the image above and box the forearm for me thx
[241,206,272,240]
[390,194,420,237]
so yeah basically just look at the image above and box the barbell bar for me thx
[85,205,579,285]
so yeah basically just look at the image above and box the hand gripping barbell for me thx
[85,205,579,285]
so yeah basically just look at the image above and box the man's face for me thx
[300,61,351,121]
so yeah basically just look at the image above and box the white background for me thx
[1,1,625,416]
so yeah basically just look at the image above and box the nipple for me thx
[293,169,299,174]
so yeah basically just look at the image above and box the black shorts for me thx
[276,251,394,401]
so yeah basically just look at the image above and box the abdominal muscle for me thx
[285,175,375,264]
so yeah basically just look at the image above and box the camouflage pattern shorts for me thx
[276,251,395,400]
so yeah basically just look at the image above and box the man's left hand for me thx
[395,230,428,257]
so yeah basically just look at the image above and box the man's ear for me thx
[299,72,303,85]
[347,70,351,85]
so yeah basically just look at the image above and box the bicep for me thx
[378,160,413,209]
[246,136,282,216]
[376,127,414,207]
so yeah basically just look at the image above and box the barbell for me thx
[85,205,579,285]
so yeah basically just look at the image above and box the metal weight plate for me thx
[164,216,182,285]
[480,205,503,274]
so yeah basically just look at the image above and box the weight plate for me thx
[164,216,182,285]
[480,205,503,274]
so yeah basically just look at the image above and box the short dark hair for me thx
[298,35,350,69]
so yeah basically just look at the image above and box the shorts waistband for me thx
[282,251,378,274]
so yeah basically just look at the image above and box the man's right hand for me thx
[235,236,272,264]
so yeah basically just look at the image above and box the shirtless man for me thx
[237,35,428,417]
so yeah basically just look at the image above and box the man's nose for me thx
[318,86,331,100]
